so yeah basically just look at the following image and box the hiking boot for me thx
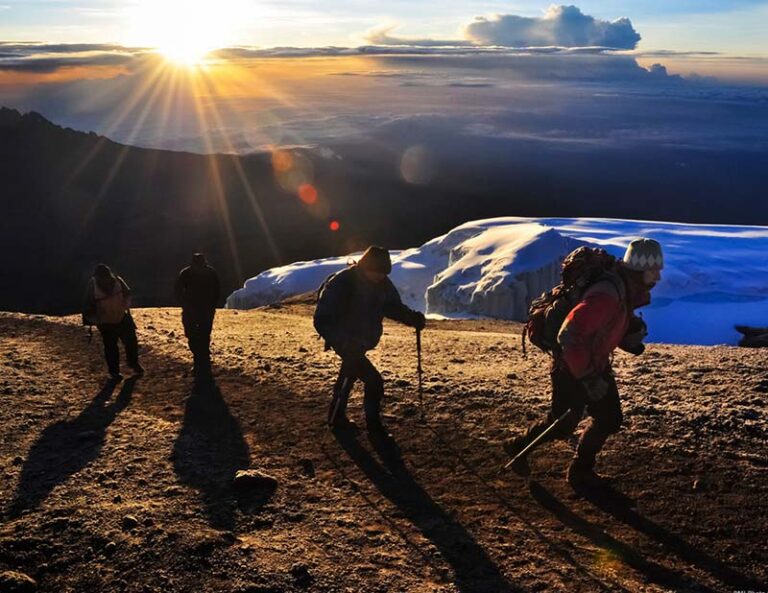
[109,373,124,383]
[503,435,531,477]
[566,462,612,490]
[130,363,145,376]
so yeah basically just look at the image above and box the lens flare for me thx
[329,220,341,232]
[400,144,435,185]
[298,183,318,205]
[271,149,294,173]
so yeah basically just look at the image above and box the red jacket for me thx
[557,279,631,379]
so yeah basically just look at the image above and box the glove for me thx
[620,315,648,355]
[411,311,426,331]
[581,375,609,402]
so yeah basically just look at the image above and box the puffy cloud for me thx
[363,26,473,47]
[463,5,641,50]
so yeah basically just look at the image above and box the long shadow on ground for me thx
[580,484,768,591]
[333,428,520,593]
[172,380,251,530]
[529,480,719,592]
[9,377,136,517]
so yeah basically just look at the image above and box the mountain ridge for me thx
[2,107,766,314]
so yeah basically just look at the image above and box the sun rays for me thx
[61,51,346,283]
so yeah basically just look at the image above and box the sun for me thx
[126,0,243,66]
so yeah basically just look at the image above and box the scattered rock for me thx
[237,584,284,593]
[298,459,315,478]
[112,495,122,504]
[741,408,760,420]
[289,563,313,588]
[0,571,37,592]
[11,456,23,466]
[298,346,308,353]
[122,515,139,531]
[45,517,69,532]
[394,379,410,388]
[192,539,217,558]
[233,470,279,491]
[220,531,237,545]
[693,479,705,492]
[103,541,117,556]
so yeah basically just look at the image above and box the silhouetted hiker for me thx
[314,246,426,439]
[175,253,221,379]
[506,238,663,489]
[83,264,144,382]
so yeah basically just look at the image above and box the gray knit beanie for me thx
[623,238,664,271]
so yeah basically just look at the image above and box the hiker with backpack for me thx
[505,238,663,488]
[83,264,144,382]
[175,253,221,380]
[313,246,426,440]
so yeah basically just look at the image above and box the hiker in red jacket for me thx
[505,238,663,488]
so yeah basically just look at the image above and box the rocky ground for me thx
[1,305,767,593]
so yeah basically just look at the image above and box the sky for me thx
[1,0,767,56]
[0,2,766,158]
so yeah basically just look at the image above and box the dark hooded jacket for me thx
[314,266,420,352]
[175,263,221,312]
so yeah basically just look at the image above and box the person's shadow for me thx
[333,429,519,593]
[529,480,766,592]
[9,377,136,517]
[579,483,768,592]
[172,380,252,530]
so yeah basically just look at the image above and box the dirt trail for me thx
[1,308,767,593]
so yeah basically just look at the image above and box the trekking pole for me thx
[416,328,425,423]
[502,408,573,472]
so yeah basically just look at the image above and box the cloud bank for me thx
[463,5,641,49]
[0,42,149,72]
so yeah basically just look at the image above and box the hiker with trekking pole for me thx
[504,238,663,489]
[313,246,426,441]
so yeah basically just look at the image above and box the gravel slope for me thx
[1,308,766,593]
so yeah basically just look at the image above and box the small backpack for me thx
[522,246,624,355]
[313,263,357,345]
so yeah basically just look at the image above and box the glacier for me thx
[226,217,768,345]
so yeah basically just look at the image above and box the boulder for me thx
[233,470,278,491]
[0,571,37,593]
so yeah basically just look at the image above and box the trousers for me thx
[182,308,215,371]
[520,365,623,468]
[331,351,385,421]
[97,313,139,375]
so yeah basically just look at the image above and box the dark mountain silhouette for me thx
[1,107,766,314]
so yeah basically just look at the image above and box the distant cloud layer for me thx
[0,42,147,72]
[464,5,641,49]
